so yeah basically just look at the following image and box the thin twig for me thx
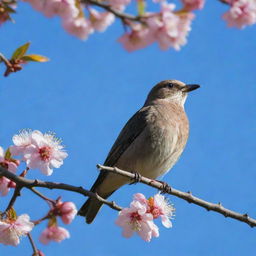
[0,166,122,211]
[5,185,22,213]
[33,215,50,225]
[83,0,144,22]
[27,233,39,256]
[219,0,229,4]
[0,52,11,67]
[1,164,256,227]
[29,187,56,205]
[82,0,230,25]
[97,164,256,228]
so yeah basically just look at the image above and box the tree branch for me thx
[1,164,256,228]
[97,164,256,228]
[82,0,230,25]
[29,187,56,205]
[82,0,144,23]
[0,52,11,67]
[219,0,229,4]
[5,185,22,213]
[27,233,39,256]
[0,166,122,211]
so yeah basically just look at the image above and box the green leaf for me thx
[11,42,30,60]
[5,5,16,14]
[4,148,11,160]
[48,216,57,227]
[137,0,146,16]
[21,54,49,62]
[7,207,17,221]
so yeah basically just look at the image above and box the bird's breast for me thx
[138,102,189,178]
[116,102,189,180]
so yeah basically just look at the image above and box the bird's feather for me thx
[90,106,150,192]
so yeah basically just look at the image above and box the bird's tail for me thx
[78,197,104,224]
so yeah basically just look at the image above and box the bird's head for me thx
[144,80,200,106]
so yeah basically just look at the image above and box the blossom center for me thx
[130,211,142,222]
[39,146,52,161]
[151,208,161,219]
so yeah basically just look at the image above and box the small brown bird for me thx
[78,80,199,223]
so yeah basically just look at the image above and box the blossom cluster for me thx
[23,0,115,39]
[0,129,76,250]
[115,193,175,241]
[223,0,256,28]
[0,147,19,196]
[20,0,204,51]
[0,129,67,196]
[119,0,205,51]
[1,0,256,52]
[10,129,68,176]
[0,129,177,254]
[0,212,34,246]
[0,200,77,246]
[39,200,77,244]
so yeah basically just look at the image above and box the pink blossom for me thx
[0,146,19,196]
[133,193,148,204]
[89,9,115,32]
[148,3,194,50]
[0,146,19,173]
[0,214,34,246]
[11,130,68,176]
[223,0,256,28]
[10,129,33,156]
[23,0,79,19]
[118,23,155,52]
[37,250,45,256]
[8,181,16,188]
[108,0,131,11]
[43,0,79,18]
[152,0,166,3]
[181,0,205,11]
[23,0,45,13]
[40,225,70,244]
[62,17,94,40]
[0,177,11,196]
[133,193,175,228]
[147,194,175,228]
[57,201,77,224]
[115,200,159,242]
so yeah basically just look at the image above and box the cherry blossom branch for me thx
[0,52,12,68]
[5,185,22,213]
[27,233,39,256]
[97,164,256,228]
[0,166,122,211]
[219,0,229,4]
[1,163,255,228]
[83,0,144,22]
[33,215,50,225]
[29,187,56,205]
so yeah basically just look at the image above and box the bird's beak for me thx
[182,84,200,93]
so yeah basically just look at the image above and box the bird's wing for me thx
[90,106,150,192]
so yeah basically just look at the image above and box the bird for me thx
[78,79,200,223]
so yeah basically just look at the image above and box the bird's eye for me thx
[166,83,174,88]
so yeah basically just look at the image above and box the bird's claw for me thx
[130,171,142,184]
[158,181,171,194]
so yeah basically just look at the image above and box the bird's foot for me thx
[157,181,171,194]
[130,171,142,184]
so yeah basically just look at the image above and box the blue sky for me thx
[1,0,256,255]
